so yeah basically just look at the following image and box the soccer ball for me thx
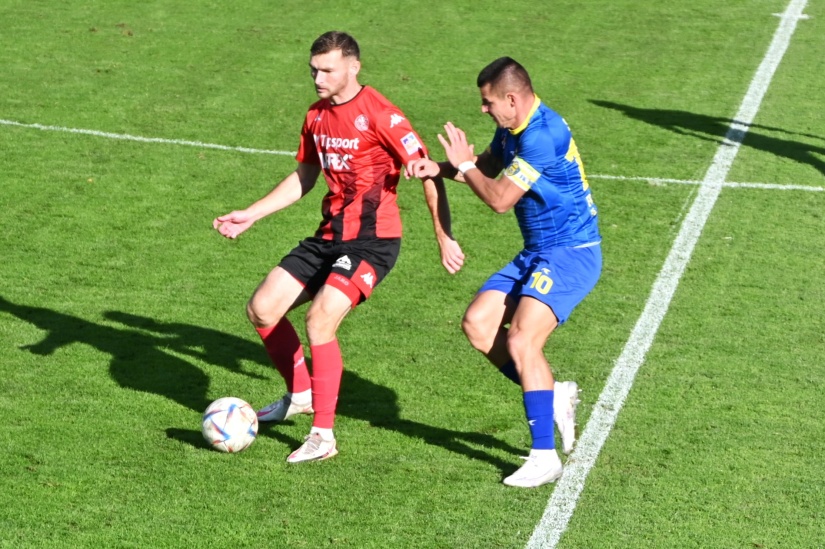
[202,397,258,453]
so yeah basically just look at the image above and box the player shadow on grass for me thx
[591,100,825,176]
[1,296,524,471]
[0,296,265,414]
[259,363,525,473]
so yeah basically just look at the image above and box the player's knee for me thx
[246,296,278,328]
[305,303,341,345]
[245,299,264,326]
[505,326,535,360]
[462,310,493,353]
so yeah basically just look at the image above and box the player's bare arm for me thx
[446,148,502,183]
[474,147,504,179]
[213,162,321,239]
[404,133,500,185]
[421,176,465,274]
[405,128,505,185]
[438,122,525,214]
[404,158,441,180]
[406,154,475,183]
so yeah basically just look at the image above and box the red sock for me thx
[310,339,343,429]
[255,319,311,393]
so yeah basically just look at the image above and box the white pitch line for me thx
[590,174,824,192]
[527,1,809,548]
[723,181,822,191]
[3,119,821,192]
[591,174,703,186]
[0,118,295,156]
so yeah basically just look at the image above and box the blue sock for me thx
[498,360,520,385]
[523,390,555,450]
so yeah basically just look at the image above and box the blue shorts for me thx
[478,245,602,324]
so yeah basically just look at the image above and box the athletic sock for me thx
[309,339,344,430]
[523,390,555,450]
[289,388,312,407]
[309,426,335,441]
[256,319,312,393]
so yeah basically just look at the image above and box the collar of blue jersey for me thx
[509,95,541,136]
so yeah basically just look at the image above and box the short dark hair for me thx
[310,31,360,60]
[476,57,533,95]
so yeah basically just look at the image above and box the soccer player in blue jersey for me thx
[407,57,601,487]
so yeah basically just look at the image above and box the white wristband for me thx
[458,161,477,175]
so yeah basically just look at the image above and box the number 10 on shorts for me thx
[529,270,554,294]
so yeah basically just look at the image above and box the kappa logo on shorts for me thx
[360,272,375,288]
[333,255,352,270]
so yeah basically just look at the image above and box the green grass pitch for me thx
[1,1,823,547]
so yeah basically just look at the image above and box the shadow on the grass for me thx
[181,364,525,473]
[1,296,522,473]
[0,296,264,413]
[591,99,825,176]
[165,427,211,450]
[336,369,524,472]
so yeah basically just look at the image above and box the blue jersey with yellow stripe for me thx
[489,97,600,251]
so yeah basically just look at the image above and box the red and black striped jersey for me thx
[296,86,429,241]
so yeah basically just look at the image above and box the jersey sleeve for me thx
[374,106,429,165]
[503,126,559,191]
[296,112,321,165]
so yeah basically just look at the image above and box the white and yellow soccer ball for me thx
[202,397,258,453]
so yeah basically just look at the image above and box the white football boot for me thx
[554,381,580,455]
[503,449,563,488]
[287,433,338,463]
[257,393,313,422]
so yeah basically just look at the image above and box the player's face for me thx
[309,49,360,104]
[479,84,517,129]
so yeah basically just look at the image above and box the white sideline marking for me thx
[526,1,809,548]
[2,121,821,192]
[725,181,822,191]
[591,174,824,192]
[0,118,295,156]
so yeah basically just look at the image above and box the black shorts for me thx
[278,237,401,306]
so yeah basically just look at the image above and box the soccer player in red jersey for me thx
[213,31,464,463]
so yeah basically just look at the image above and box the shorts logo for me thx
[352,261,378,298]
[529,268,554,295]
[401,132,422,155]
[333,255,352,270]
[355,115,369,132]
[360,272,375,289]
[390,113,405,128]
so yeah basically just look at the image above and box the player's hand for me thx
[438,236,465,274]
[437,122,475,168]
[212,210,255,239]
[405,158,440,180]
